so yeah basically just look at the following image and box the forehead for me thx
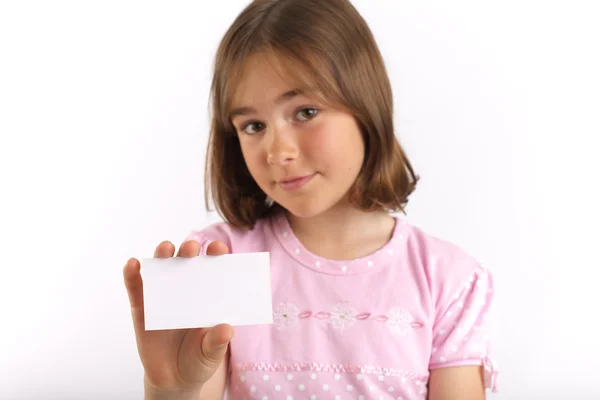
[229,51,316,108]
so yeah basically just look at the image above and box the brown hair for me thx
[205,0,419,229]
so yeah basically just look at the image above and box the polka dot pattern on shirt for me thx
[231,369,428,400]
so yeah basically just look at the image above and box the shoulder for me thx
[400,220,495,313]
[403,221,483,273]
[185,215,274,254]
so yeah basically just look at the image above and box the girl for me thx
[123,0,499,399]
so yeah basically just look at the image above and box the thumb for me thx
[200,323,234,366]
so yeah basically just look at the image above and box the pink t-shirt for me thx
[187,211,499,399]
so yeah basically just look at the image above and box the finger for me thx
[206,240,229,256]
[177,240,201,257]
[200,324,234,365]
[123,257,146,331]
[154,240,175,258]
[179,324,234,385]
[123,257,143,310]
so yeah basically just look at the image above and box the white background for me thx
[1,1,599,399]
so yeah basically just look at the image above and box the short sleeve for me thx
[429,264,499,392]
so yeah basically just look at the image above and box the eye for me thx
[296,107,319,121]
[241,121,265,135]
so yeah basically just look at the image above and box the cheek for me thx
[303,130,336,165]
[304,121,364,173]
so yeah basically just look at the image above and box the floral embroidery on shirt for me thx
[272,302,423,334]
[273,302,301,330]
[386,307,424,336]
[329,303,359,331]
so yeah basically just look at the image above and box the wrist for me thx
[144,376,202,400]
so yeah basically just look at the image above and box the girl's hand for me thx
[123,239,234,395]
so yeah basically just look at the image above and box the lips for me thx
[280,175,309,184]
[278,173,316,191]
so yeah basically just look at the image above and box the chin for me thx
[278,200,331,219]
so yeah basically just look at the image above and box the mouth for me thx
[278,173,317,191]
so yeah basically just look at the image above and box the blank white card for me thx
[141,252,273,331]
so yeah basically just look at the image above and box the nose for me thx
[266,125,299,166]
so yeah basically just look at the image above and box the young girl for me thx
[123,0,499,399]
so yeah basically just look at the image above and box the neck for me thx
[284,204,396,261]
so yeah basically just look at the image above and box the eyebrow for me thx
[229,88,306,119]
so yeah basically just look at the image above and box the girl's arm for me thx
[428,365,485,400]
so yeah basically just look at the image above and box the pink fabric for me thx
[187,211,499,399]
